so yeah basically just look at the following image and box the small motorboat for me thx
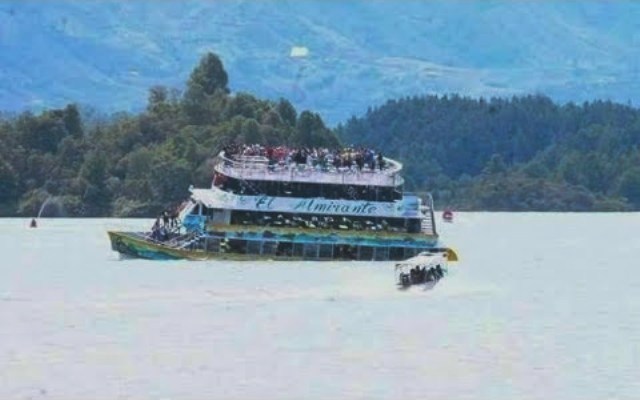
[442,209,454,222]
[395,251,449,288]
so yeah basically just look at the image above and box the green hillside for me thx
[338,95,640,211]
[0,53,338,217]
[2,53,639,216]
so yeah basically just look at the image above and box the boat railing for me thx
[408,192,437,236]
[215,152,404,186]
[423,193,437,236]
[144,230,202,248]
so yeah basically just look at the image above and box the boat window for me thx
[303,244,320,259]
[319,244,334,259]
[246,241,262,255]
[358,246,374,260]
[292,243,304,257]
[374,247,389,261]
[389,247,405,260]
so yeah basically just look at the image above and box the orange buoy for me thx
[442,209,454,222]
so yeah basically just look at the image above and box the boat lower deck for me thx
[108,230,453,262]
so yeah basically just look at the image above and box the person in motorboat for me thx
[417,266,426,283]
[150,218,161,240]
[410,267,419,284]
[426,267,443,282]
[425,267,434,282]
[399,270,411,287]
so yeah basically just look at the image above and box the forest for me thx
[0,53,338,217]
[1,52,640,216]
[337,95,640,211]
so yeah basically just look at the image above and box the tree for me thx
[616,167,640,206]
[224,93,258,120]
[62,104,83,138]
[126,147,154,180]
[182,53,230,125]
[277,98,297,126]
[295,111,333,147]
[147,85,169,114]
[80,151,111,215]
[241,118,262,144]
[0,159,18,204]
[17,111,66,153]
[150,156,192,205]
[186,52,229,96]
[482,154,507,176]
[57,136,86,173]
[182,82,209,125]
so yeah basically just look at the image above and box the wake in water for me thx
[187,262,500,305]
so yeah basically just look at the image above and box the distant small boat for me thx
[29,218,37,228]
[442,209,454,222]
[395,250,454,289]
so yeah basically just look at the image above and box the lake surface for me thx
[1,214,639,399]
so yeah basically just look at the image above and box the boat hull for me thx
[108,231,316,261]
[108,231,208,261]
[108,230,458,262]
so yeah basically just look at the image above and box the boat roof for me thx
[396,251,447,267]
[214,151,404,187]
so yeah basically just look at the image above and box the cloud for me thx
[290,46,310,58]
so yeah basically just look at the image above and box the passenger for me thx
[424,268,433,282]
[435,265,444,279]
[156,226,167,241]
[377,152,385,170]
[418,266,426,283]
[400,272,411,287]
[410,267,418,283]
[170,207,179,229]
[162,211,169,226]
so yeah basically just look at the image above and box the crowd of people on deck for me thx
[223,144,388,172]
[150,208,180,241]
[231,211,412,233]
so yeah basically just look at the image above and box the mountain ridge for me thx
[2,1,640,124]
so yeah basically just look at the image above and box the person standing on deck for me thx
[162,211,169,227]
[377,152,385,170]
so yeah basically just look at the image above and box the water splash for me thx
[36,196,54,219]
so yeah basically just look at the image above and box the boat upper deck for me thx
[214,147,403,187]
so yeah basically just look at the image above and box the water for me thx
[1,214,639,399]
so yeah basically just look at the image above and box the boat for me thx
[395,251,450,288]
[442,209,454,222]
[108,145,459,261]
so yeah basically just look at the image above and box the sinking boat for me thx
[109,145,458,261]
